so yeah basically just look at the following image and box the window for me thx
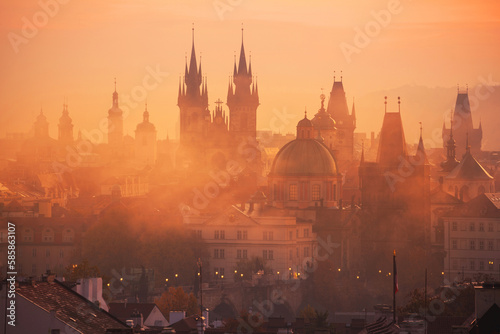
[479,241,484,250]
[263,250,268,260]
[469,222,475,231]
[242,230,248,240]
[214,230,219,239]
[242,250,247,259]
[312,184,321,201]
[470,240,475,250]
[269,250,274,260]
[24,229,34,242]
[488,240,494,251]
[479,223,485,232]
[63,229,74,242]
[220,249,225,259]
[237,250,242,259]
[214,249,219,258]
[237,231,242,240]
[452,222,458,231]
[269,231,273,241]
[289,184,298,201]
[196,230,202,239]
[263,232,268,240]
[488,223,494,232]
[304,228,309,238]
[452,240,457,249]
[42,229,54,242]
[220,230,225,239]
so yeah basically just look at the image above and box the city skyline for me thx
[1,0,499,147]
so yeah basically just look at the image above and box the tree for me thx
[155,287,200,321]
[64,259,101,281]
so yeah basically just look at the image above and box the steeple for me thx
[441,113,459,172]
[58,98,73,143]
[416,122,428,165]
[112,78,119,107]
[237,27,249,76]
[184,26,203,98]
[143,102,149,123]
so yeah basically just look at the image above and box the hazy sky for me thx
[1,0,499,142]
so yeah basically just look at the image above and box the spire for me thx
[112,79,119,107]
[233,53,237,77]
[189,25,197,77]
[237,26,248,76]
[248,52,252,76]
[398,96,401,113]
[416,122,428,164]
[143,102,149,122]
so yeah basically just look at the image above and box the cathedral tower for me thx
[135,103,157,166]
[227,29,259,143]
[177,28,210,147]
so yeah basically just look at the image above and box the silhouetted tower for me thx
[34,109,49,138]
[108,79,124,149]
[135,103,157,166]
[326,73,356,165]
[440,114,459,172]
[442,87,482,158]
[177,28,210,146]
[227,29,259,143]
[58,100,73,145]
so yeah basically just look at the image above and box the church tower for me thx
[108,79,124,150]
[34,109,49,138]
[442,87,482,158]
[177,28,210,147]
[227,29,259,143]
[326,74,355,166]
[135,103,157,166]
[58,100,73,146]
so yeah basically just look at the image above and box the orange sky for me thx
[0,0,499,143]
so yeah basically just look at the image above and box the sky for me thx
[0,0,499,144]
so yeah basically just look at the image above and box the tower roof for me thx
[445,149,493,180]
[376,111,407,167]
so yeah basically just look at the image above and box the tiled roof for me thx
[17,280,128,334]
[445,150,493,180]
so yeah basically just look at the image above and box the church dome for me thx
[297,116,313,128]
[136,121,156,132]
[312,111,336,130]
[270,139,338,176]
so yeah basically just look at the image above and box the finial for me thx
[320,90,326,109]
[398,96,401,113]
[419,122,423,137]
[304,108,307,118]
[241,23,244,41]
[114,77,117,92]
[384,96,387,113]
[340,70,343,82]
[192,22,194,38]
[145,100,148,111]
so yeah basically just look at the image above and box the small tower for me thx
[135,103,157,166]
[58,100,73,145]
[34,109,49,138]
[326,73,356,166]
[227,28,260,143]
[108,79,124,151]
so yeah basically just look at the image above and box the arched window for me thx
[42,228,54,242]
[23,228,34,242]
[63,229,74,243]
